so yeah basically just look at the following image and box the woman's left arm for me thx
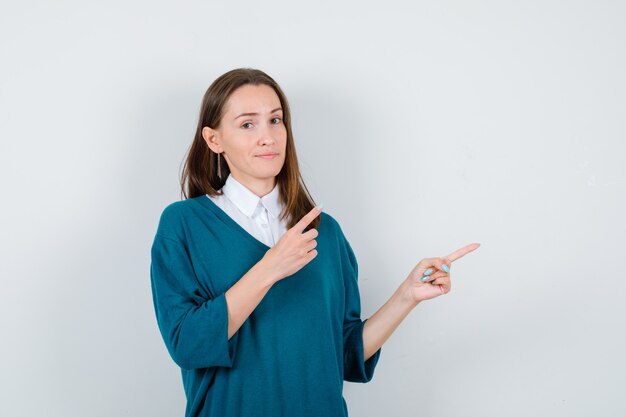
[362,280,419,361]
[362,243,480,361]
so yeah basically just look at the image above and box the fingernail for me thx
[441,264,450,273]
[423,268,433,276]
[316,203,324,211]
[420,275,429,283]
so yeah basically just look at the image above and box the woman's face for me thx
[202,84,287,195]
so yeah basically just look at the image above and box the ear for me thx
[202,126,222,153]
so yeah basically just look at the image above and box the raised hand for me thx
[405,243,481,303]
[260,205,323,283]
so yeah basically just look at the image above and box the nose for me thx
[258,125,276,145]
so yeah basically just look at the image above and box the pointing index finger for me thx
[293,203,323,233]
[445,243,481,263]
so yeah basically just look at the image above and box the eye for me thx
[271,117,282,124]
[241,122,253,129]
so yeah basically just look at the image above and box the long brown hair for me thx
[180,68,321,230]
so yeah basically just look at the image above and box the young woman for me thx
[150,67,480,417]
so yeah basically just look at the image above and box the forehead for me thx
[225,84,281,114]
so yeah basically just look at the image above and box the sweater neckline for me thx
[196,194,272,251]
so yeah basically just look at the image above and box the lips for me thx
[257,153,278,157]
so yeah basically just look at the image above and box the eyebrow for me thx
[235,107,283,120]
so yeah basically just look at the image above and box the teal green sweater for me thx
[150,195,382,417]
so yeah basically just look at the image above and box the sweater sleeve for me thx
[150,232,240,370]
[341,231,382,383]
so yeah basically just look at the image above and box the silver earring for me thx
[217,152,222,180]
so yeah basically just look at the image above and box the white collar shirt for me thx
[206,173,287,248]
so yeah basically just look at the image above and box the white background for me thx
[1,1,625,416]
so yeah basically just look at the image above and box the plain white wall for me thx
[1,0,625,416]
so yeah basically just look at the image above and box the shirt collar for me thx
[222,173,282,219]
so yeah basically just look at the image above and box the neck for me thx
[231,173,276,198]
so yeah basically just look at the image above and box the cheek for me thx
[279,131,288,147]
[225,144,251,162]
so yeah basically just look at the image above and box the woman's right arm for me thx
[224,206,323,339]
[224,260,276,340]
[150,206,321,369]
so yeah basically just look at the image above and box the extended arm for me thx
[362,281,417,361]
[362,242,481,361]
